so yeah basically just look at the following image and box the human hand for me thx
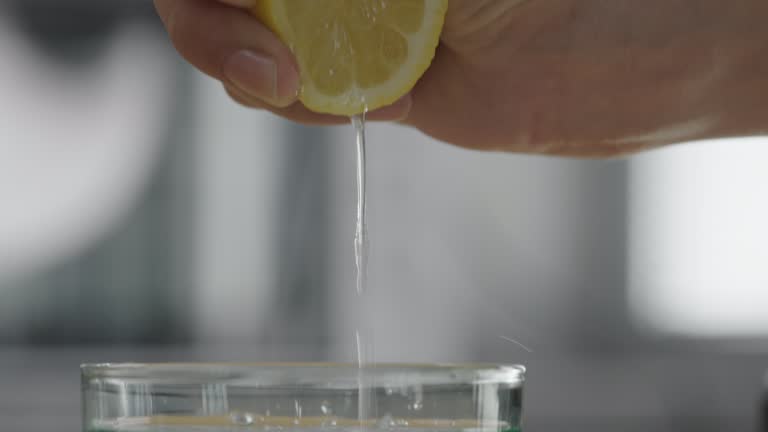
[154,0,768,156]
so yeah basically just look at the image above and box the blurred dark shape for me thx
[763,378,768,432]
[6,0,157,64]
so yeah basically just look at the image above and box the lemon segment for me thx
[252,0,448,116]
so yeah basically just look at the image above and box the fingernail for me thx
[224,50,294,106]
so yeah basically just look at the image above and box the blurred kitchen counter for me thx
[1,346,767,432]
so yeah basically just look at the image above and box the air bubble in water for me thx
[409,388,423,411]
[408,400,423,411]
[230,411,255,426]
[321,400,333,415]
[376,414,396,428]
[321,418,338,427]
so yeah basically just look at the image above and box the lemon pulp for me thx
[253,0,448,116]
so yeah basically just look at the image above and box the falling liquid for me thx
[351,114,373,431]
[352,114,368,304]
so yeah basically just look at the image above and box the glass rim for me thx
[81,362,526,384]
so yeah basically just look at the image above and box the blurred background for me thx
[1,1,768,431]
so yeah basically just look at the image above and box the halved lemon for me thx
[252,0,448,116]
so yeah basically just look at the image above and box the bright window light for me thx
[629,137,768,338]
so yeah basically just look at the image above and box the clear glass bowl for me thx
[82,363,525,432]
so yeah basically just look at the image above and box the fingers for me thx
[154,0,413,125]
[154,0,299,107]
[225,84,413,125]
